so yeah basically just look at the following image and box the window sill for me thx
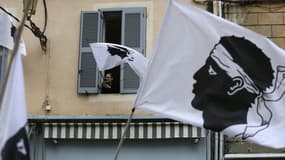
[88,94,137,102]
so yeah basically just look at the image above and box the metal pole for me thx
[0,0,32,110]
[219,133,224,160]
[206,131,212,160]
[218,0,223,17]
[213,1,224,159]
[113,108,135,160]
[218,1,224,159]
[215,132,219,160]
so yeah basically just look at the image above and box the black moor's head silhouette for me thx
[191,36,274,132]
[107,45,130,59]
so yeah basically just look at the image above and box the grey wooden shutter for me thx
[120,8,146,93]
[78,11,101,94]
[0,46,8,90]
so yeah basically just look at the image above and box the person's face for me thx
[104,73,113,83]
[191,57,234,109]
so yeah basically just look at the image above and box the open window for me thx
[78,8,146,94]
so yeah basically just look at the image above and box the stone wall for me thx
[225,1,285,49]
[223,1,285,154]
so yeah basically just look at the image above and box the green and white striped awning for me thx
[43,122,207,139]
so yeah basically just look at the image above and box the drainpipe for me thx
[215,132,219,160]
[218,0,222,17]
[206,131,211,160]
[219,133,224,160]
[213,1,224,159]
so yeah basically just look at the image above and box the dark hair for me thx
[219,36,274,91]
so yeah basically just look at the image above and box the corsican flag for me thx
[0,44,29,159]
[134,0,285,148]
[90,43,148,79]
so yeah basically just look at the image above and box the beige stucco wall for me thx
[0,0,178,116]
[0,0,204,116]
[8,0,284,118]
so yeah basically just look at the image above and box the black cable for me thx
[255,4,285,11]
[26,0,48,52]
[42,0,47,34]
[220,0,285,12]
[0,6,33,31]
[0,6,20,21]
[208,0,285,12]
[212,0,285,4]
[1,0,48,52]
[27,17,47,51]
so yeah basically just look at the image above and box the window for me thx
[0,46,8,90]
[78,8,146,94]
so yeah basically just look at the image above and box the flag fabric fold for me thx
[90,43,148,79]
[134,0,285,148]
[0,45,29,159]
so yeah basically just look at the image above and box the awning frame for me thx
[42,122,207,140]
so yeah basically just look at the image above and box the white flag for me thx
[0,10,14,50]
[90,43,148,79]
[135,0,285,148]
[0,47,29,159]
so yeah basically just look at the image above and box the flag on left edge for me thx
[0,42,29,159]
[0,10,14,50]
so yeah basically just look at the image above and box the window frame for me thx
[78,11,102,94]
[120,8,146,93]
[78,7,146,94]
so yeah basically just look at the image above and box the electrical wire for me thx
[208,0,285,12]
[0,6,33,31]
[42,0,47,34]
[215,0,284,3]
[0,0,48,52]
[254,4,285,12]
[27,0,48,51]
[199,0,285,5]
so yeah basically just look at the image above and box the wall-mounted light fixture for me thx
[43,96,51,112]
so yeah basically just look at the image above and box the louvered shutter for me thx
[120,8,146,93]
[0,46,8,90]
[78,12,101,94]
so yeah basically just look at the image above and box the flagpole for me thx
[113,107,135,160]
[213,1,224,160]
[0,0,31,110]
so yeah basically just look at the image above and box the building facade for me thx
[222,0,285,159]
[1,0,210,160]
[1,0,285,159]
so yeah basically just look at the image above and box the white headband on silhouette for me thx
[210,44,260,95]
